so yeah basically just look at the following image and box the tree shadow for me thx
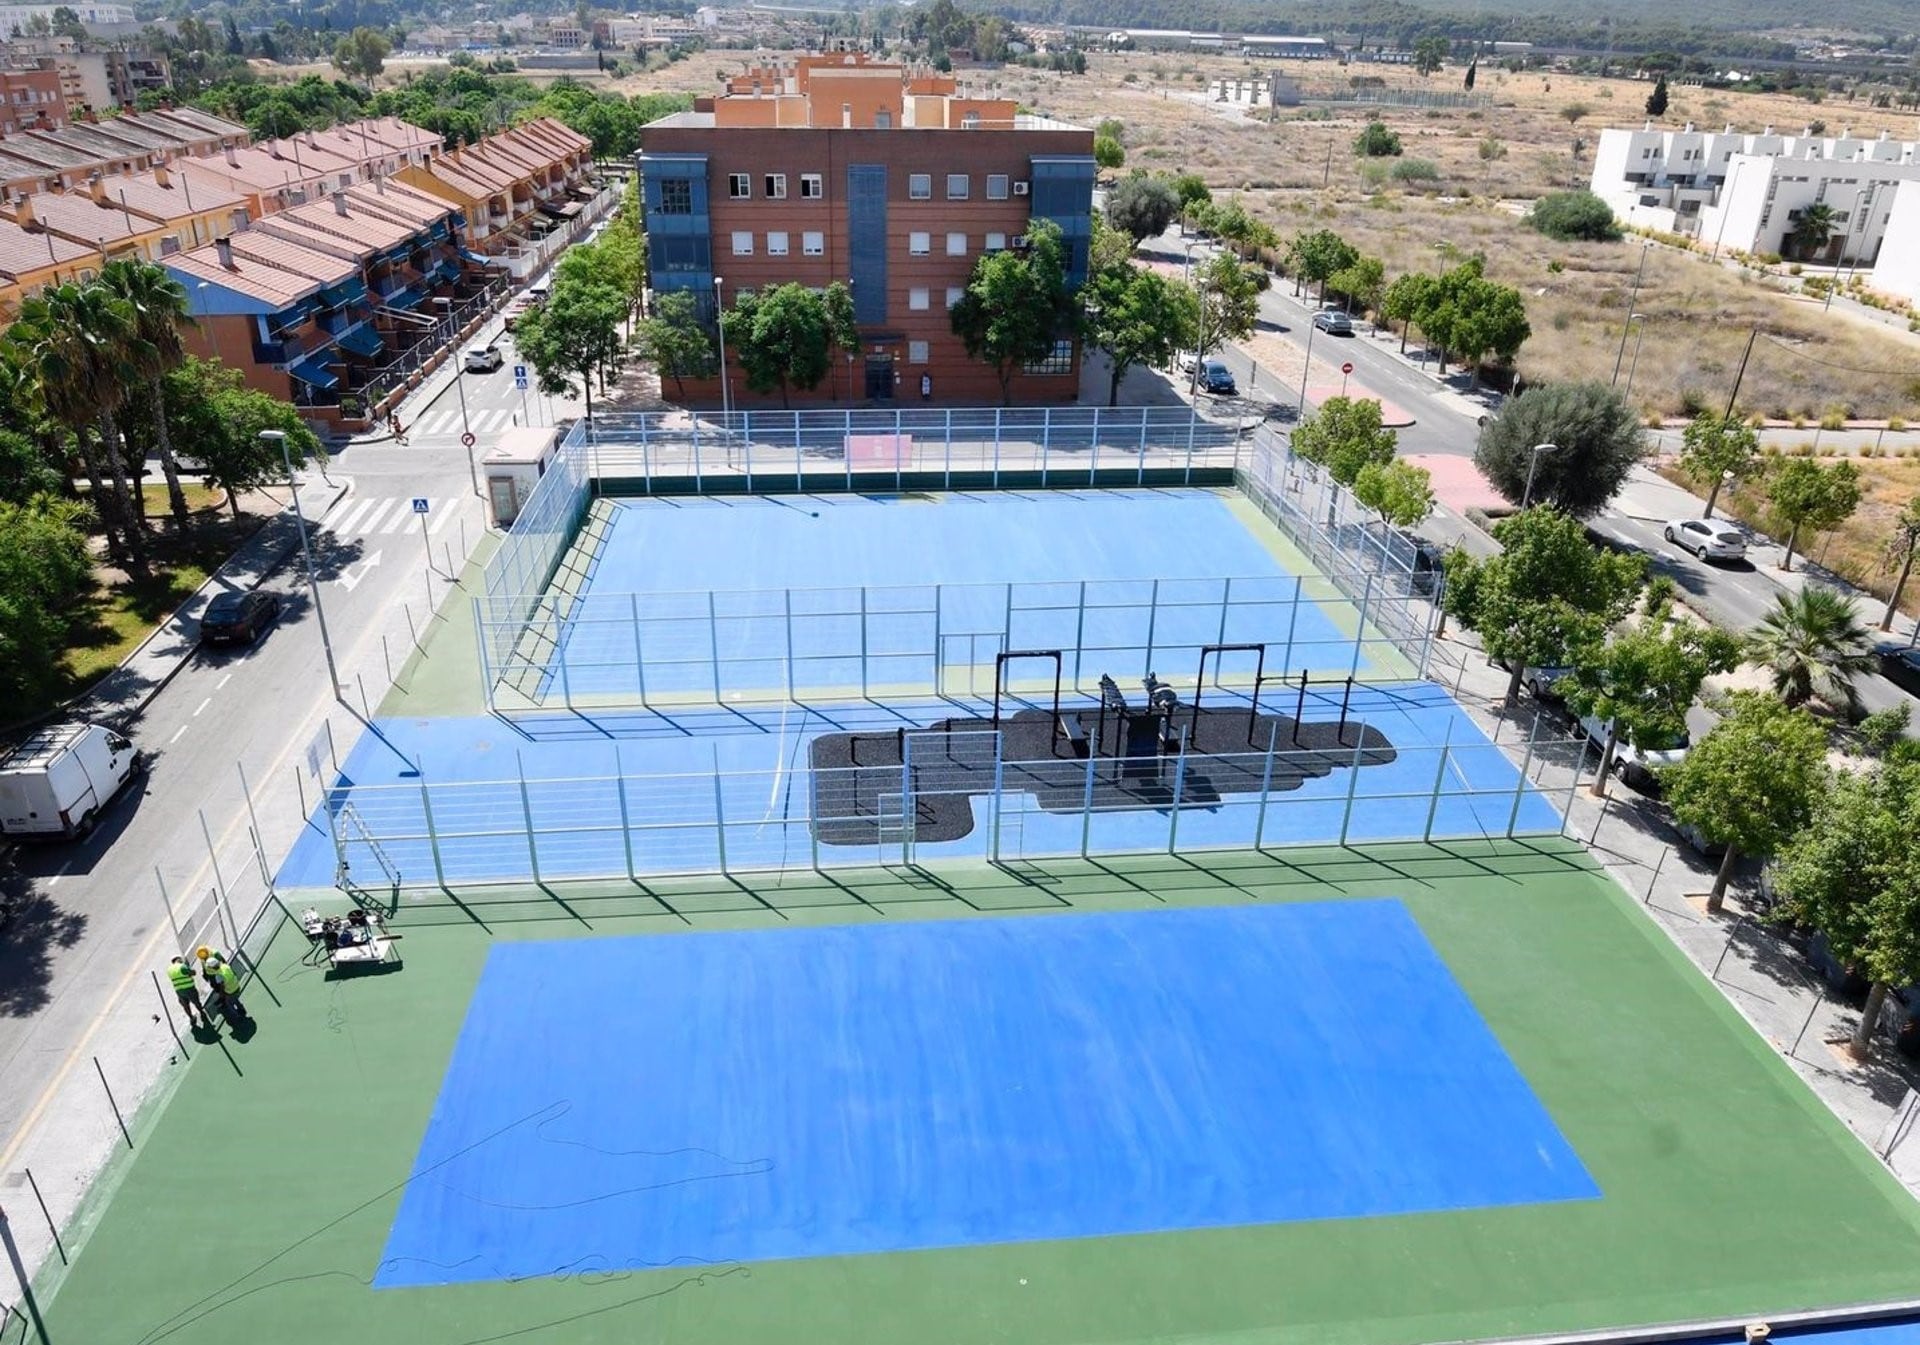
[0,856,89,1018]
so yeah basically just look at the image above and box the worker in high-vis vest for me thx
[167,955,207,1027]
[198,946,246,1022]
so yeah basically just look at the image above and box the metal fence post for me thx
[1137,407,1148,457]
[417,776,447,887]
[1040,413,1050,487]
[943,408,953,490]
[1072,580,1088,692]
[707,590,723,703]
[235,761,269,886]
[784,587,796,699]
[1561,735,1593,837]
[859,586,870,698]
[1143,577,1160,677]
[1253,720,1279,850]
[614,747,637,885]
[1506,714,1542,838]
[630,592,647,706]
[992,409,1002,487]
[472,596,494,712]
[712,750,730,875]
[197,809,238,950]
[1167,739,1188,854]
[794,416,804,493]
[515,750,542,885]
[900,734,914,867]
[808,765,822,872]
[153,865,181,947]
[1080,747,1097,858]
[1282,575,1303,673]
[1337,741,1366,845]
[844,409,853,492]
[1350,573,1374,678]
[990,730,1005,861]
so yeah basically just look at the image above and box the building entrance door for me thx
[865,354,895,401]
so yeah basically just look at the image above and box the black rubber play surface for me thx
[808,705,1396,846]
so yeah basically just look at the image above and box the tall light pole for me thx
[1709,158,1745,263]
[262,429,341,698]
[432,297,481,496]
[196,281,223,366]
[1622,314,1649,401]
[712,274,732,442]
[1522,441,1560,510]
[1296,314,1318,418]
[1610,242,1650,385]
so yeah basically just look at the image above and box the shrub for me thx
[1820,407,1848,431]
[1546,259,1565,273]
[1889,415,1908,431]
[1525,190,1624,242]
[1353,120,1403,157]
[1390,158,1440,182]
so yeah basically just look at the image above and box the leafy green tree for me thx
[99,259,194,530]
[1678,411,1761,518]
[1443,507,1646,704]
[1085,263,1199,406]
[331,26,391,89]
[1353,120,1403,157]
[1412,36,1449,76]
[1169,172,1211,214]
[1290,396,1397,487]
[1326,255,1386,317]
[633,290,715,399]
[1104,174,1180,244]
[1286,228,1358,301]
[1646,75,1670,117]
[1353,458,1435,530]
[1666,692,1829,912]
[0,493,94,703]
[1772,754,1920,1054]
[822,280,860,367]
[513,275,627,420]
[1878,494,1920,631]
[1750,587,1877,713]
[0,429,62,506]
[1447,279,1530,388]
[1525,190,1624,242]
[160,358,323,518]
[1765,457,1861,571]
[1559,598,1742,795]
[1093,135,1125,171]
[950,219,1075,404]
[1380,272,1433,354]
[724,283,837,409]
[1190,252,1262,384]
[1475,381,1645,517]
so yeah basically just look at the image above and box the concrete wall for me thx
[1869,180,1920,303]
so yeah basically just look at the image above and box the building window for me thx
[909,340,929,364]
[909,231,930,255]
[909,287,930,310]
[765,173,786,199]
[728,173,751,199]
[946,286,963,308]
[909,173,932,200]
[985,232,1007,252]
[875,110,892,128]
[800,173,822,199]
[1024,339,1074,375]
[987,174,1009,200]
[961,111,981,130]
[767,231,789,256]
[803,231,824,256]
[946,173,970,200]
[946,231,966,256]
[731,230,754,255]
[660,179,692,215]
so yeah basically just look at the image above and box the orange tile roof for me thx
[17,189,145,246]
[223,230,358,286]
[0,214,93,278]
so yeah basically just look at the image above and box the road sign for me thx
[411,497,430,514]
[1341,361,1354,375]
[460,431,476,448]
[513,363,529,390]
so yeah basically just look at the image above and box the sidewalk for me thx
[76,473,350,727]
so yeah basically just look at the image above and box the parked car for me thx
[1311,309,1353,335]
[502,297,537,331]
[1663,517,1747,562]
[199,590,281,646]
[1198,358,1238,395]
[1878,642,1920,695]
[1579,711,1689,791]
[527,284,550,301]
[0,722,140,839]
[1525,666,1575,702]
[464,344,505,373]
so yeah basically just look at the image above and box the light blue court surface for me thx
[279,682,1563,887]
[375,901,1598,1287]
[544,491,1381,699]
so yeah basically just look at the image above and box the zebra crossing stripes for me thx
[409,406,523,437]
[325,496,463,537]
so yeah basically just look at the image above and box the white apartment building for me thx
[1589,122,1920,266]
[1868,180,1920,303]
[0,3,134,32]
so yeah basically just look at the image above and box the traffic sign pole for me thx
[1341,360,1354,398]
[452,362,478,497]
[513,363,531,429]
[413,497,438,584]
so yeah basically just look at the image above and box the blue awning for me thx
[334,322,385,358]
[286,351,339,390]
[459,247,510,268]
[386,282,427,310]
[316,276,367,309]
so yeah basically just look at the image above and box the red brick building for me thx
[638,53,1096,407]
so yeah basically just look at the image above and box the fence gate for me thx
[936,631,1004,700]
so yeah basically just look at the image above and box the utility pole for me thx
[1723,326,1759,421]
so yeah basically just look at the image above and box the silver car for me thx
[1664,518,1746,561]
[1311,309,1353,335]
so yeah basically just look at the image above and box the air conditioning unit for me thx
[1013,180,1030,195]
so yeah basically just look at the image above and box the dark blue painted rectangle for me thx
[376,901,1597,1287]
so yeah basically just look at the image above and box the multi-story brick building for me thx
[638,53,1095,406]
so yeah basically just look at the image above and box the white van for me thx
[0,722,140,839]
[1579,712,1689,791]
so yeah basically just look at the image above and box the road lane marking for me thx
[193,698,211,717]
[169,725,187,744]
[217,673,233,690]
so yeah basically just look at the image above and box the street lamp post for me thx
[432,297,481,497]
[196,281,223,366]
[1522,442,1560,510]
[1622,314,1649,401]
[1296,316,1318,418]
[712,275,733,447]
[1610,243,1650,385]
[262,430,342,698]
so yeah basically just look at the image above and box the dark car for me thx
[200,590,280,646]
[1198,358,1237,395]
[1879,643,1920,696]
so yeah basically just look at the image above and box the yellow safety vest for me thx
[168,963,196,993]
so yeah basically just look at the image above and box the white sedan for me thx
[1663,517,1746,562]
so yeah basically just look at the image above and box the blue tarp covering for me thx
[286,350,339,389]
[315,276,367,309]
[334,321,384,357]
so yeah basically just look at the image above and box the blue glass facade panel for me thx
[847,164,887,326]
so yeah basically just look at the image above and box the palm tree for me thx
[8,284,149,577]
[100,259,194,530]
[1789,202,1838,262]
[1750,587,1876,712]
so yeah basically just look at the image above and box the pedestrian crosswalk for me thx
[408,406,538,438]
[324,496,465,538]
